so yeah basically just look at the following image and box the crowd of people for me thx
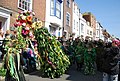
[0,29,120,81]
[58,36,120,81]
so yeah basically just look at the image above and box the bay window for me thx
[50,0,62,18]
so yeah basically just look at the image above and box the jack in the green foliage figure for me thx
[83,42,96,75]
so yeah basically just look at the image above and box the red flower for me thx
[20,20,26,23]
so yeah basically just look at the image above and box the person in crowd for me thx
[95,39,105,72]
[113,38,120,81]
[67,37,75,66]
[75,41,85,71]
[0,30,11,59]
[61,40,69,54]
[68,36,74,45]
[101,39,120,81]
[73,37,79,47]
[83,42,96,75]
[22,43,36,73]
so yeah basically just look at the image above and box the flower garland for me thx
[14,10,35,38]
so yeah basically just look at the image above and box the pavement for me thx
[0,63,103,81]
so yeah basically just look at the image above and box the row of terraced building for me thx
[0,0,111,42]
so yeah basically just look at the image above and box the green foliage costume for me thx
[84,48,96,75]
[75,42,85,64]
[34,27,70,78]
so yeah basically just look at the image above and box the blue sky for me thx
[75,0,120,38]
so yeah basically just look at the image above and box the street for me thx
[0,55,103,81]
[0,60,103,81]
[24,65,103,81]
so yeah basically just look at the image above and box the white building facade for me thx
[85,22,93,40]
[99,26,104,41]
[96,21,104,41]
[79,13,86,40]
[72,2,80,39]
[79,13,93,40]
[95,21,100,40]
[45,0,63,38]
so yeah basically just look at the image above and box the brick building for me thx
[0,0,46,35]
[63,0,73,39]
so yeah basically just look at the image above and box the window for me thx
[50,0,61,18]
[87,30,89,35]
[50,26,56,35]
[77,22,78,31]
[66,13,70,26]
[50,0,54,15]
[56,1,61,18]
[74,4,75,13]
[90,31,92,35]
[77,8,79,16]
[81,23,84,33]
[66,0,70,7]
[97,30,99,35]
[18,0,32,11]
[74,20,75,29]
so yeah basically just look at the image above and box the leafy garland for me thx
[75,42,85,64]
[84,48,96,75]
[34,28,70,78]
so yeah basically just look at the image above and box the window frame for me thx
[74,20,75,29]
[87,30,89,35]
[66,12,70,26]
[66,0,70,7]
[50,0,55,16]
[77,22,78,31]
[56,0,61,18]
[50,0,61,19]
[97,30,99,36]
[50,26,56,35]
[81,23,84,33]
[18,0,32,11]
[90,31,92,35]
